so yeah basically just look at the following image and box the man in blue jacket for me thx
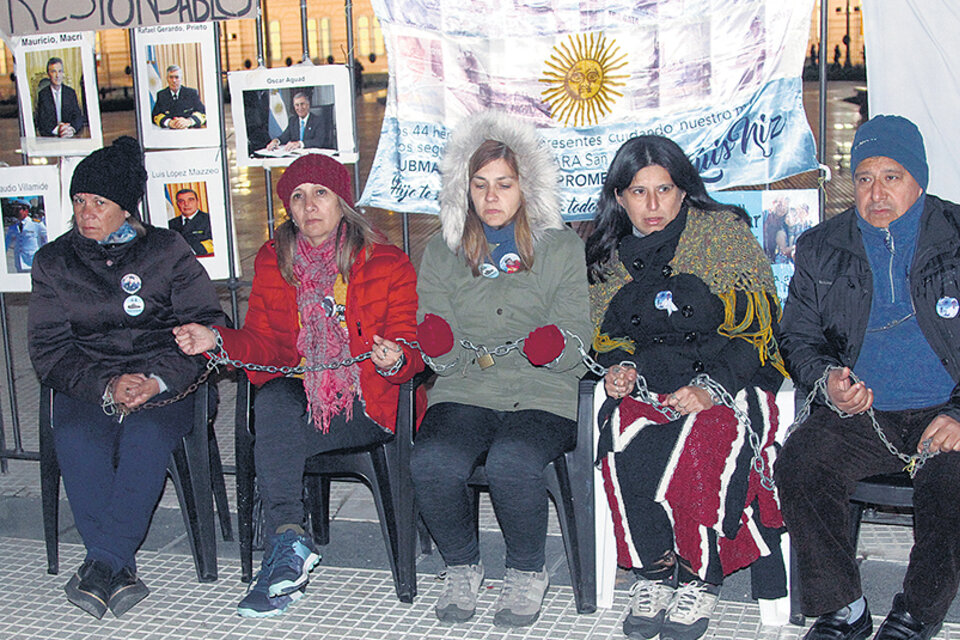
[777,115,960,640]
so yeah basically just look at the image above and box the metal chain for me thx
[101,362,217,422]
[788,366,938,478]
[207,329,373,375]
[692,373,775,491]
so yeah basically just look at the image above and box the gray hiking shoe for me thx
[661,579,720,640]
[435,563,484,623]
[492,566,549,627]
[623,576,676,638]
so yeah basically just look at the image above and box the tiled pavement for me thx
[4,82,959,639]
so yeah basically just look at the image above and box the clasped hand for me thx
[111,373,159,409]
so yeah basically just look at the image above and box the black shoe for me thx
[108,567,150,618]
[874,594,940,640]
[64,560,112,619]
[803,603,872,640]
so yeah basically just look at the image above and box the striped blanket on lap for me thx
[598,387,783,580]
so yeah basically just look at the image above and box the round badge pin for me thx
[499,252,522,274]
[654,290,679,315]
[123,295,145,317]
[937,296,959,319]
[479,262,499,279]
[120,273,142,294]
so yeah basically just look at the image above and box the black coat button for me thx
[692,360,705,372]
[496,308,503,315]
[632,258,645,270]
[943,358,950,367]
[681,305,694,318]
[631,314,641,326]
[661,265,673,277]
[652,336,665,344]
[684,332,698,342]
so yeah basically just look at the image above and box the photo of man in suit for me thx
[168,188,213,256]
[152,65,206,129]
[34,57,84,138]
[266,91,336,151]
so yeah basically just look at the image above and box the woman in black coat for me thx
[28,137,223,619]
[586,135,786,640]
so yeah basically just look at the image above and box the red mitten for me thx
[523,325,565,366]
[417,313,455,357]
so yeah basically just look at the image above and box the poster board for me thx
[228,64,356,168]
[13,32,103,157]
[133,23,221,150]
[0,165,64,292]
[144,148,239,280]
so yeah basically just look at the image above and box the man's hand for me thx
[266,138,280,151]
[919,414,960,453]
[282,140,304,151]
[168,117,191,130]
[56,122,76,138]
[826,367,874,414]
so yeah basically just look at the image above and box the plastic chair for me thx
[407,374,598,615]
[788,472,914,625]
[39,381,230,583]
[235,372,418,603]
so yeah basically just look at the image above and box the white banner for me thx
[361,0,818,219]
[863,0,960,203]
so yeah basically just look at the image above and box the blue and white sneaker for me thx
[264,529,321,597]
[237,576,306,618]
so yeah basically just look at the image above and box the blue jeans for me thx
[52,392,193,573]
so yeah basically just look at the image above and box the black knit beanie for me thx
[70,136,148,216]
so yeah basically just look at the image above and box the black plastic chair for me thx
[788,472,914,625]
[406,374,598,615]
[39,381,231,583]
[235,372,418,603]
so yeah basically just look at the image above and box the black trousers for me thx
[410,402,576,572]
[775,403,960,624]
[53,392,193,573]
[254,377,391,536]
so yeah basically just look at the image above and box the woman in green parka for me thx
[411,110,591,628]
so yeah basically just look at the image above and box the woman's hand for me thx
[604,364,637,399]
[173,323,217,355]
[371,334,403,372]
[111,373,160,409]
[666,386,714,415]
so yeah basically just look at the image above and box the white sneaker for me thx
[661,579,720,640]
[435,563,484,623]
[623,576,676,638]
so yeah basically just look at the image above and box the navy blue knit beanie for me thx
[850,115,928,190]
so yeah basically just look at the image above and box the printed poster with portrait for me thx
[13,32,103,157]
[133,23,221,149]
[712,188,820,302]
[144,149,239,280]
[228,64,356,168]
[0,165,64,292]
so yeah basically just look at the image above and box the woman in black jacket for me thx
[586,135,786,640]
[27,137,223,619]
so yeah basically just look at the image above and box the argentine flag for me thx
[268,89,287,139]
[145,46,164,111]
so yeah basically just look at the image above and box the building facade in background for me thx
[0,0,860,102]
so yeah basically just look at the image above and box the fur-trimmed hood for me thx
[439,110,562,251]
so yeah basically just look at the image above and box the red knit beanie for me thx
[276,154,354,210]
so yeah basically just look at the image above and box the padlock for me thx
[477,350,495,369]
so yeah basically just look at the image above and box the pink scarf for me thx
[293,234,359,432]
